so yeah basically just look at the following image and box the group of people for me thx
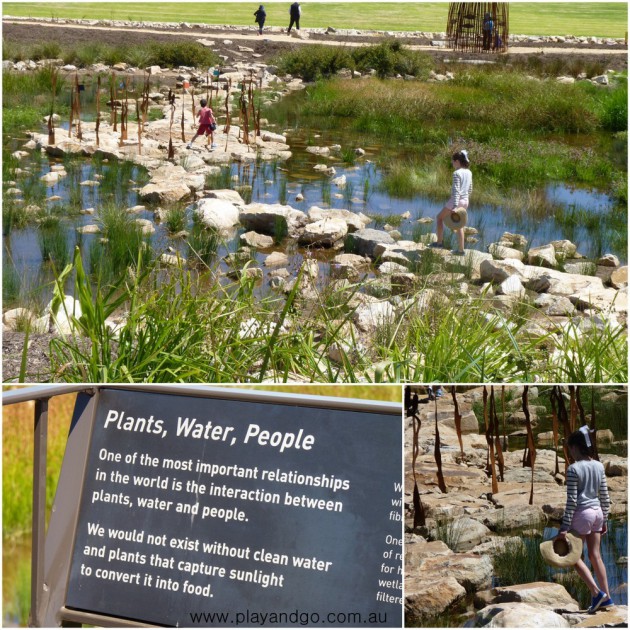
[253,2,301,36]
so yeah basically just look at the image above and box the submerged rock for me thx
[473,602,570,627]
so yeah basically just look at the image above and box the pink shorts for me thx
[571,507,604,535]
[446,198,469,210]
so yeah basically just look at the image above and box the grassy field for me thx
[3,2,628,37]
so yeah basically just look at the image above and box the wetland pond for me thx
[3,80,626,306]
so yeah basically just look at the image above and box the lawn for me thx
[3,2,628,38]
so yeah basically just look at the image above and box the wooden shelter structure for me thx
[447,2,509,53]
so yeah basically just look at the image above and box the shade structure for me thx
[447,2,509,53]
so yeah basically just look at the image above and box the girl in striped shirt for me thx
[433,150,473,256]
[557,426,613,613]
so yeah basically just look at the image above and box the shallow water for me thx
[3,79,626,307]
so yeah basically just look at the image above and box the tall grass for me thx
[38,220,70,268]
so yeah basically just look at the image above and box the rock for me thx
[147,65,161,75]
[135,219,155,235]
[307,206,369,233]
[533,294,576,316]
[501,468,556,484]
[240,203,307,238]
[353,300,395,333]
[551,240,577,258]
[46,295,82,335]
[479,506,547,531]
[346,229,395,259]
[76,224,100,234]
[354,148,365,156]
[480,259,526,283]
[438,517,493,552]
[295,193,304,202]
[160,253,186,266]
[528,244,557,269]
[556,76,575,84]
[602,454,626,476]
[405,576,466,623]
[299,218,348,247]
[330,253,370,280]
[597,253,620,267]
[497,275,526,297]
[140,181,190,204]
[473,602,570,627]
[470,536,525,557]
[3,308,36,331]
[40,171,62,184]
[261,131,287,144]
[436,408,479,434]
[332,174,347,188]
[610,266,628,289]
[480,582,578,612]
[240,231,274,249]
[570,287,626,313]
[419,553,493,591]
[490,243,525,261]
[264,252,289,267]
[379,262,409,275]
[194,198,240,233]
[573,606,628,627]
[305,146,330,157]
[203,189,246,205]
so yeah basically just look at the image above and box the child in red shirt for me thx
[186,99,217,149]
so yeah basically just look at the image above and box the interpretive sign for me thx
[62,388,402,627]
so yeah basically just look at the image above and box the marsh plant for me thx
[187,219,220,268]
[165,206,187,234]
[38,220,70,268]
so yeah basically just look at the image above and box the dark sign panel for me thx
[66,389,402,626]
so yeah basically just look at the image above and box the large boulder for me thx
[140,164,192,203]
[489,243,525,261]
[472,602,570,627]
[353,300,396,333]
[203,189,246,205]
[194,198,240,233]
[610,266,628,289]
[46,295,82,335]
[478,505,547,531]
[527,244,558,269]
[480,259,526,283]
[240,231,274,249]
[569,287,627,313]
[307,206,369,233]
[330,253,371,280]
[240,203,307,238]
[346,229,395,259]
[484,582,579,611]
[405,576,466,623]
[419,552,493,591]
[299,218,348,247]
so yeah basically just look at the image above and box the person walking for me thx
[556,427,614,613]
[288,1,301,34]
[186,98,217,150]
[254,5,266,35]
[432,149,472,256]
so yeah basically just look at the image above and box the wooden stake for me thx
[48,67,57,145]
[136,99,142,155]
[181,86,186,143]
[95,76,101,147]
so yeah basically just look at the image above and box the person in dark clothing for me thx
[254,5,266,35]
[288,2,301,33]
[482,12,494,51]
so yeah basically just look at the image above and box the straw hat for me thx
[444,207,468,231]
[540,532,583,568]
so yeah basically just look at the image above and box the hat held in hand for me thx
[540,532,583,568]
[444,206,468,231]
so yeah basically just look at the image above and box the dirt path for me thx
[3,19,628,71]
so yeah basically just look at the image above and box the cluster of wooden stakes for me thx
[405,385,604,528]
[47,66,266,159]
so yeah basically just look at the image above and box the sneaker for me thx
[211,143,217,148]
[435,387,444,398]
[588,591,608,613]
[599,596,614,609]
[186,143,192,149]
[452,249,465,256]
[429,242,443,249]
